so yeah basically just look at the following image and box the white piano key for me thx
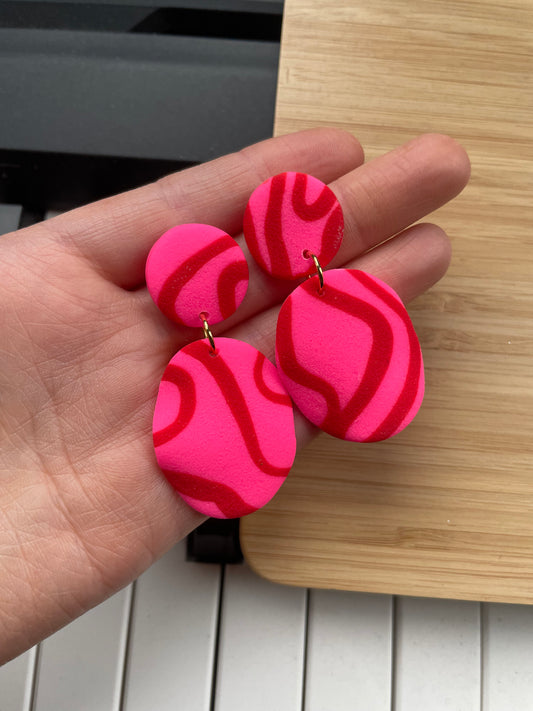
[304,590,392,711]
[395,597,480,711]
[122,540,221,711]
[0,203,22,234]
[482,603,533,710]
[0,646,37,711]
[32,586,131,711]
[214,564,307,711]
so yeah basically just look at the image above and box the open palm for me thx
[0,128,470,663]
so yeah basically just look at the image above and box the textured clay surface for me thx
[243,172,343,280]
[153,338,296,518]
[146,223,249,327]
[276,269,425,442]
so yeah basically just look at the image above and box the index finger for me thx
[39,128,364,289]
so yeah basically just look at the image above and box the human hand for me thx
[0,128,470,663]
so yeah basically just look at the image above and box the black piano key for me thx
[187,518,243,564]
[0,2,282,41]
[1,0,283,11]
[0,149,193,211]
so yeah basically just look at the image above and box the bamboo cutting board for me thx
[240,0,533,603]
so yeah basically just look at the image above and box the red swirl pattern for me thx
[243,172,344,280]
[153,338,296,519]
[145,224,249,327]
[153,364,196,447]
[162,470,259,518]
[217,259,250,320]
[275,269,425,442]
[157,236,231,321]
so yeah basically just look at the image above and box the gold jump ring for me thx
[200,314,216,353]
[306,252,324,292]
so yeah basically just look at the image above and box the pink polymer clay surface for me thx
[276,269,425,442]
[145,223,249,327]
[243,172,344,280]
[153,338,296,519]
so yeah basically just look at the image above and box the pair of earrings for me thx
[146,173,424,519]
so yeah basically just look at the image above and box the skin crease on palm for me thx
[0,128,470,663]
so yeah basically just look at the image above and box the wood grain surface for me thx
[240,0,533,602]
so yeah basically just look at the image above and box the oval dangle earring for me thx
[243,172,425,443]
[146,223,296,519]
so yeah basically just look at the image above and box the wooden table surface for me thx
[240,0,533,603]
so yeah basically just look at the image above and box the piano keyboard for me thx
[2,533,533,710]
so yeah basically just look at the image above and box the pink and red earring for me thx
[146,223,296,519]
[243,172,425,443]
